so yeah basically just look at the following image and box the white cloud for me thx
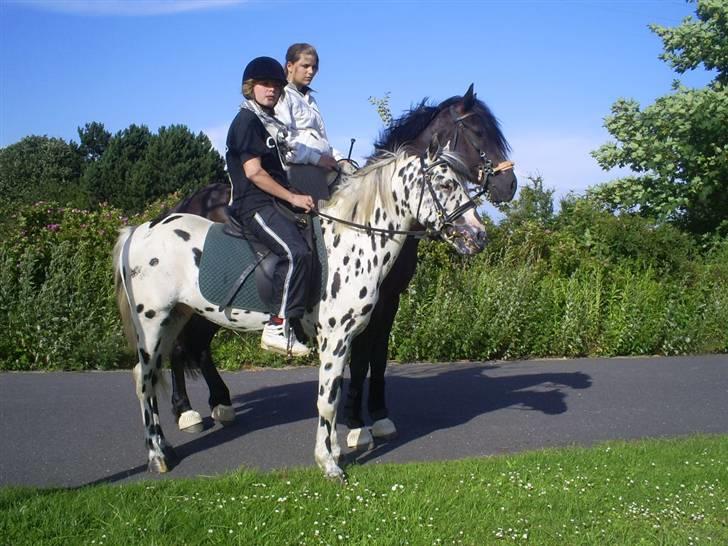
[19,0,245,16]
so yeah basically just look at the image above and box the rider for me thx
[274,44,356,202]
[275,43,342,170]
[225,56,315,357]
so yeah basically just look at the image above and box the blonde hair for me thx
[241,79,286,101]
[242,79,255,99]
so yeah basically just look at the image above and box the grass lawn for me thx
[1,435,725,545]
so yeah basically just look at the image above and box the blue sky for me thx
[0,0,713,203]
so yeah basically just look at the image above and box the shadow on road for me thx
[85,364,591,486]
[348,365,592,466]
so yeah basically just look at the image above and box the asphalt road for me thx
[1,355,726,489]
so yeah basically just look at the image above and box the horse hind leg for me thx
[170,343,204,434]
[134,349,177,473]
[170,317,231,432]
[134,309,190,472]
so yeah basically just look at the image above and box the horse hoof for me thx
[324,466,347,484]
[178,410,204,433]
[212,404,235,425]
[371,418,397,440]
[148,455,170,473]
[346,427,374,450]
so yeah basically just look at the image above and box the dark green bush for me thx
[0,193,725,371]
[0,195,184,370]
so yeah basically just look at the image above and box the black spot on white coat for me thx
[174,229,190,242]
[331,272,341,299]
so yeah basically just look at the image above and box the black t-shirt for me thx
[225,108,290,219]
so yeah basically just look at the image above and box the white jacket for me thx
[275,83,342,165]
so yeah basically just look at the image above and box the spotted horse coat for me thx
[113,145,487,480]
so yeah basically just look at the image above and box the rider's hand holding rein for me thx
[243,157,315,212]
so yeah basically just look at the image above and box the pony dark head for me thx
[372,85,517,205]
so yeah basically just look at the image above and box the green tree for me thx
[82,124,226,213]
[132,125,226,206]
[81,124,152,211]
[0,135,84,208]
[77,121,111,163]
[589,0,728,235]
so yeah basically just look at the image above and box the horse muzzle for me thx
[442,209,487,255]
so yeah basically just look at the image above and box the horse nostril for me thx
[477,231,488,244]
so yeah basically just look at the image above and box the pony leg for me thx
[315,330,352,481]
[368,292,400,421]
[199,345,234,425]
[171,317,232,430]
[345,326,372,429]
[185,319,232,420]
[134,338,178,473]
[170,344,203,433]
[368,293,399,440]
[345,326,375,450]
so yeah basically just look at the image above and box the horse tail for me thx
[113,226,137,351]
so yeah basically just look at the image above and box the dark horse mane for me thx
[371,95,511,159]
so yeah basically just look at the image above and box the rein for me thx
[314,154,482,240]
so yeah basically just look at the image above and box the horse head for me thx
[412,140,488,255]
[423,85,518,205]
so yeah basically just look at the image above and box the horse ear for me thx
[462,83,475,111]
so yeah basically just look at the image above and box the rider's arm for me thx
[275,91,336,167]
[243,157,314,212]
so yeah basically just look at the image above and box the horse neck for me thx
[321,155,419,267]
[323,155,417,232]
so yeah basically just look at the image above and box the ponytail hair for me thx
[285,43,319,72]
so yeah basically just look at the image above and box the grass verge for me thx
[1,435,726,545]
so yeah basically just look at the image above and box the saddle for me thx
[198,193,328,315]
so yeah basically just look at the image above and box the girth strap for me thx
[218,250,270,312]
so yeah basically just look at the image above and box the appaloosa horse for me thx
[166,85,517,448]
[114,145,488,479]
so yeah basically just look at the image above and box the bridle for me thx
[450,108,515,191]
[315,152,483,240]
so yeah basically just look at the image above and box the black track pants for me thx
[243,205,311,319]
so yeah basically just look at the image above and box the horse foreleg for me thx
[344,326,375,449]
[345,327,371,429]
[367,293,400,440]
[315,329,352,481]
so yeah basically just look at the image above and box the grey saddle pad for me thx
[198,217,327,313]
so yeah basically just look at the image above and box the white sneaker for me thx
[261,321,310,357]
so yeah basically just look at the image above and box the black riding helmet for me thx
[242,56,287,86]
